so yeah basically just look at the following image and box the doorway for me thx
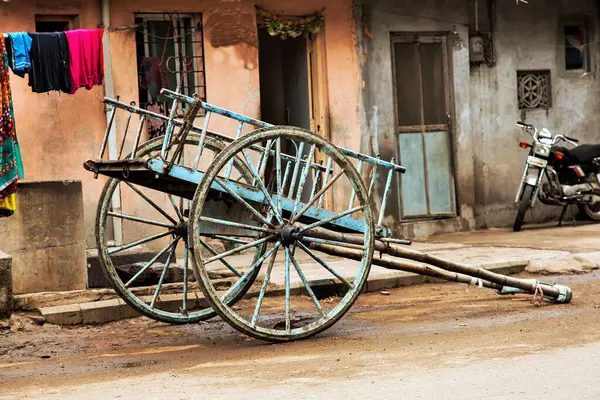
[258,27,327,204]
[258,28,311,129]
[391,33,457,220]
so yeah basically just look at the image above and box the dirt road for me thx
[2,270,600,399]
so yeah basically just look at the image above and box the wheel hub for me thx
[175,221,188,237]
[280,225,299,246]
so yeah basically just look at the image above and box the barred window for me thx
[517,70,551,110]
[134,13,206,137]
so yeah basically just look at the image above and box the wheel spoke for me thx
[284,246,291,333]
[290,170,346,224]
[202,235,277,266]
[296,241,353,288]
[317,157,333,208]
[182,244,189,314]
[251,244,279,327]
[298,206,365,234]
[281,160,292,210]
[291,144,316,220]
[199,216,277,235]
[198,237,242,277]
[125,182,178,225]
[202,234,251,245]
[290,252,325,316]
[125,238,178,287]
[287,142,305,200]
[151,238,179,308]
[275,138,283,214]
[241,148,284,225]
[214,177,277,229]
[222,242,281,301]
[298,236,364,251]
[108,230,176,255]
[107,211,175,229]
[167,194,184,222]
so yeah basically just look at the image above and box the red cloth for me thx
[64,29,104,94]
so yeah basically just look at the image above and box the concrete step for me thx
[38,260,528,326]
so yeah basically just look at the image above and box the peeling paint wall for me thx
[358,0,476,239]
[471,0,600,228]
[358,0,600,237]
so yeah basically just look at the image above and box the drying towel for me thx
[65,29,104,94]
[7,32,32,74]
[28,32,71,93]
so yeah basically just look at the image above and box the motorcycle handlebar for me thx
[564,135,579,143]
[516,121,534,129]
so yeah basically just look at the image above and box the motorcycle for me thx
[513,121,600,231]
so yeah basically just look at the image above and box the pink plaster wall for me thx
[1,0,107,247]
[2,0,361,248]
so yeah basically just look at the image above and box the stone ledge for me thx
[36,261,527,326]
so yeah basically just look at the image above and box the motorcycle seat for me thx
[555,144,600,165]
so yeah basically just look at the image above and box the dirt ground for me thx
[1,269,600,399]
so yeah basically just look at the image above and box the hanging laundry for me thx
[28,32,71,93]
[5,35,24,79]
[139,57,164,103]
[64,29,104,94]
[7,32,32,76]
[0,34,24,218]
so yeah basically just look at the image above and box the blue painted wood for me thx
[399,133,428,216]
[425,131,454,214]
[145,158,388,236]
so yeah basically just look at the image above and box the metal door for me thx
[391,33,457,219]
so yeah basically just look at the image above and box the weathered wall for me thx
[0,251,12,318]
[3,0,360,248]
[0,181,87,294]
[1,0,108,248]
[471,0,600,228]
[358,0,600,236]
[358,0,476,239]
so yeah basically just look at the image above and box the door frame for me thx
[390,31,458,220]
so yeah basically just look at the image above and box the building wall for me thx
[358,0,476,239]
[1,0,107,248]
[359,0,600,238]
[471,0,600,228]
[4,0,360,247]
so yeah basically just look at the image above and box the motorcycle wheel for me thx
[578,203,600,221]
[513,184,535,232]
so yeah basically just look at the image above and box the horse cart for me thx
[84,89,573,342]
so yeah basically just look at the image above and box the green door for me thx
[391,33,457,219]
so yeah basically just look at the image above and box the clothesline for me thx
[0,28,105,217]
[2,28,104,95]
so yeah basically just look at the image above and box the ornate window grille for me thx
[517,70,551,110]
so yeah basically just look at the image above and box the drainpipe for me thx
[101,0,123,246]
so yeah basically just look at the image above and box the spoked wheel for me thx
[189,126,375,342]
[96,133,262,324]
[579,203,600,221]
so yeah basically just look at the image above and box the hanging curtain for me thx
[0,33,24,218]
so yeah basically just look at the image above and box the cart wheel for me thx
[189,126,375,341]
[96,133,262,324]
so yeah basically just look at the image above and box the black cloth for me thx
[28,32,71,93]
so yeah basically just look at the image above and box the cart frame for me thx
[85,88,572,342]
